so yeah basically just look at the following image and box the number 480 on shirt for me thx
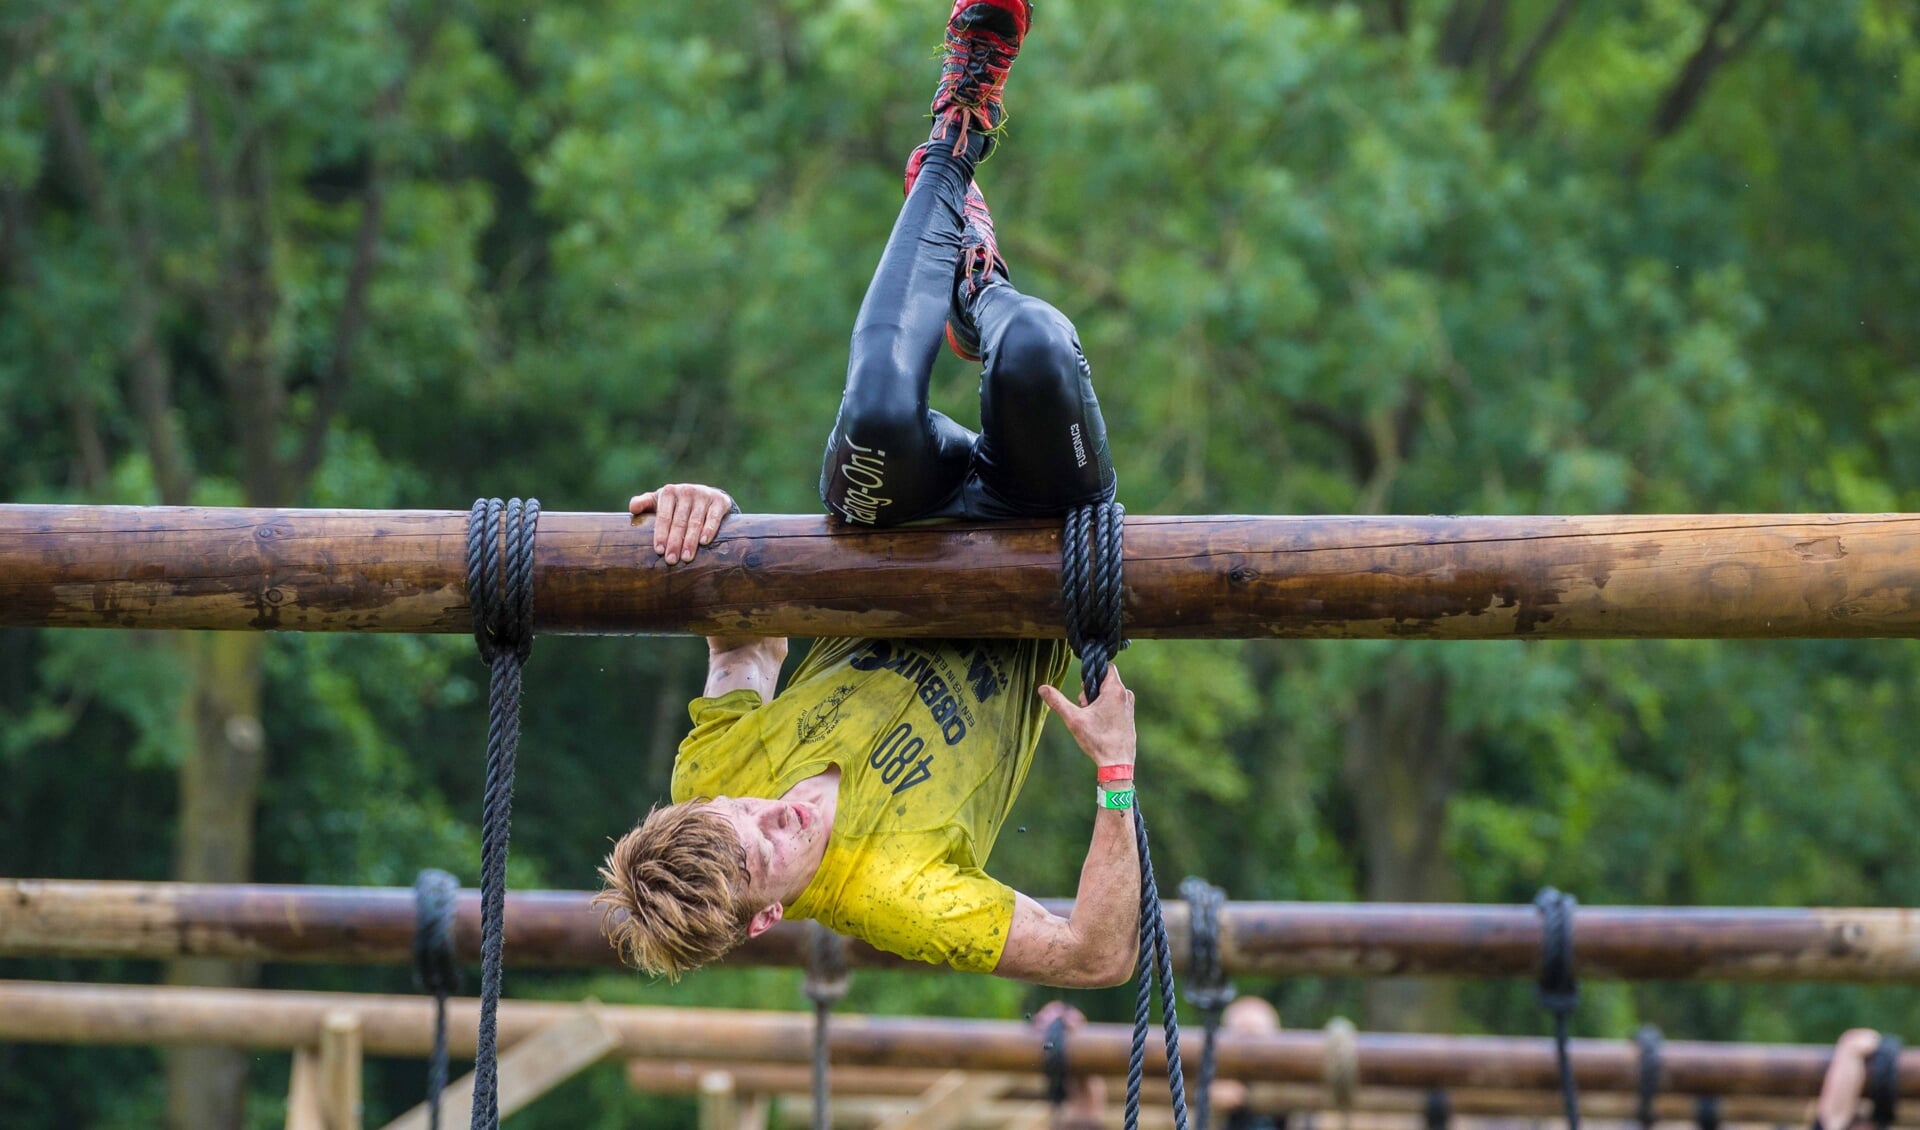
[870,722,934,795]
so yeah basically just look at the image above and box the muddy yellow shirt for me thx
[672,637,1069,974]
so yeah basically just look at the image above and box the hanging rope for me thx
[803,921,849,1130]
[464,496,539,1130]
[1061,501,1187,1130]
[1868,1035,1902,1130]
[1423,1089,1451,1130]
[1180,876,1235,1130]
[1694,1095,1721,1130]
[1634,1024,1663,1130]
[412,869,461,1130]
[1043,1012,1071,1109]
[1534,887,1581,1130]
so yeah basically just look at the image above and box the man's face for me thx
[709,795,828,907]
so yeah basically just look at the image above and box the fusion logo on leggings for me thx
[837,441,892,524]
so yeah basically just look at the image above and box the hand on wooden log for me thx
[629,483,734,565]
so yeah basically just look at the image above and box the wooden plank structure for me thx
[7,878,1919,982]
[1,981,1913,1099]
[379,1006,619,1130]
[5,506,1920,639]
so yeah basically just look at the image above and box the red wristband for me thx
[1096,764,1134,784]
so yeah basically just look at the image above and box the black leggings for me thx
[819,143,1115,525]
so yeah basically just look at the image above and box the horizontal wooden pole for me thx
[3,506,1919,638]
[625,1062,1838,1124]
[0,980,1907,1098]
[5,879,1917,982]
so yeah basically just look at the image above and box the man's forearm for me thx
[1066,807,1141,980]
[704,639,787,699]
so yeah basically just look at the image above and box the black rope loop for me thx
[1634,1024,1663,1130]
[413,869,460,1130]
[1062,501,1128,700]
[464,496,539,1130]
[1868,1035,1902,1130]
[1424,1089,1451,1130]
[1043,1013,1071,1108]
[1694,1095,1721,1130]
[804,923,850,1130]
[1180,876,1234,1130]
[1534,887,1580,1130]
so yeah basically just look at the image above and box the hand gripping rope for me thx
[1535,887,1582,1130]
[1179,876,1236,1130]
[803,922,850,1130]
[413,869,461,1130]
[1061,500,1190,1130]
[465,497,540,1130]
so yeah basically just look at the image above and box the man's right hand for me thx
[630,483,734,565]
[1038,665,1136,770]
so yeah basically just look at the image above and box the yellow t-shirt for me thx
[672,636,1069,974]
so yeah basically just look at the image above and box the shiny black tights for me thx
[819,142,1115,525]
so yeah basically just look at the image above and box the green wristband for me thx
[1099,786,1135,811]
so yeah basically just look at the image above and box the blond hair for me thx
[594,799,755,979]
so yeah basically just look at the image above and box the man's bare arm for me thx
[993,666,1140,988]
[630,483,789,699]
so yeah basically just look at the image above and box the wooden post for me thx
[0,980,1913,1099]
[5,505,1920,639]
[699,1072,739,1130]
[871,1071,1012,1130]
[6,878,1920,983]
[286,1048,325,1130]
[319,1010,363,1130]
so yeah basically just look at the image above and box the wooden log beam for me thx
[624,1065,1843,1127]
[6,879,1919,983]
[0,980,1911,1098]
[3,506,1918,638]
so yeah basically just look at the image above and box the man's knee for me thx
[984,298,1087,406]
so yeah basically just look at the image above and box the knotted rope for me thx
[1180,876,1235,1130]
[804,922,850,1130]
[1694,1095,1721,1130]
[1061,501,1186,1130]
[1868,1035,1903,1130]
[1634,1024,1663,1130]
[1063,501,1128,698]
[465,496,539,1130]
[1534,887,1581,1130]
[1423,1089,1451,1130]
[412,869,461,1130]
[1043,1013,1071,1110]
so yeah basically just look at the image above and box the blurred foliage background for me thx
[4,0,1920,1126]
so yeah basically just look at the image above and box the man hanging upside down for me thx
[595,0,1138,986]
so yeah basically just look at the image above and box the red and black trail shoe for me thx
[946,180,1008,362]
[930,0,1031,160]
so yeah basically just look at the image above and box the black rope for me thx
[1043,1013,1071,1108]
[465,497,539,1130]
[1181,876,1235,1130]
[1423,1090,1451,1130]
[1062,501,1129,698]
[1694,1095,1720,1130]
[413,869,461,1130]
[1535,887,1581,1130]
[1061,501,1184,1130]
[1868,1035,1902,1130]
[804,922,849,1130]
[1126,803,1189,1130]
[1635,1024,1663,1130]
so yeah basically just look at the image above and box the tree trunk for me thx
[1342,663,1465,1032]
[163,631,267,1130]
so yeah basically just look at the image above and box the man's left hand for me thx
[630,483,734,564]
